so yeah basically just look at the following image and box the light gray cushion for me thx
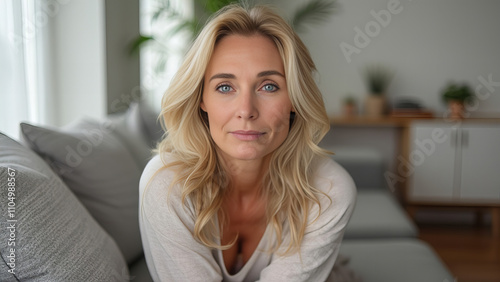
[0,132,129,281]
[330,147,387,190]
[138,101,163,145]
[340,239,454,282]
[344,190,418,239]
[126,101,163,148]
[327,254,362,282]
[20,119,144,264]
[109,109,154,169]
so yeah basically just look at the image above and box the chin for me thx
[233,152,263,161]
[227,147,269,161]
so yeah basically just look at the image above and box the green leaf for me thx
[166,19,201,41]
[292,0,338,32]
[151,0,171,22]
[129,35,155,55]
[155,54,168,73]
[363,64,394,95]
[201,0,240,13]
[441,82,474,103]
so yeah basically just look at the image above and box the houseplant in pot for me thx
[362,64,394,117]
[342,95,357,117]
[441,82,474,120]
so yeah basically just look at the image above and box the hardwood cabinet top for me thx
[329,116,500,127]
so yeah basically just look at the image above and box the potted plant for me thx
[343,95,357,117]
[362,64,394,117]
[441,82,474,120]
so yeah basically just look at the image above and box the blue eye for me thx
[217,85,232,93]
[262,84,279,92]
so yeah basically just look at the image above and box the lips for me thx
[230,130,265,141]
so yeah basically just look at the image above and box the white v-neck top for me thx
[214,223,273,281]
[139,153,356,282]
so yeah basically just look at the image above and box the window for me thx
[139,0,192,112]
[0,0,51,140]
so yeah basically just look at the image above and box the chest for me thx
[220,201,267,274]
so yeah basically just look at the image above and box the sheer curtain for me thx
[0,0,49,140]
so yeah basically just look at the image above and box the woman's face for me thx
[201,34,293,163]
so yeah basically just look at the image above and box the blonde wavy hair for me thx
[157,4,330,255]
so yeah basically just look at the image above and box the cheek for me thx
[267,104,292,134]
[205,104,231,133]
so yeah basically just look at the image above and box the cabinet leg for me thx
[474,209,484,227]
[491,207,500,237]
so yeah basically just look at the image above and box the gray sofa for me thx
[0,101,453,281]
[0,101,156,281]
[331,147,454,282]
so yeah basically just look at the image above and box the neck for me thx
[220,157,269,223]
[220,155,270,199]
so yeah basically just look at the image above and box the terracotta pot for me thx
[343,103,357,117]
[364,95,386,117]
[447,100,465,120]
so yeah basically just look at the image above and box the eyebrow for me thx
[209,73,236,81]
[257,70,285,78]
[208,70,285,82]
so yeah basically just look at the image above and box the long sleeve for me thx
[139,155,356,282]
[139,154,223,282]
[258,158,357,282]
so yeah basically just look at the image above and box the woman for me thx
[139,4,356,282]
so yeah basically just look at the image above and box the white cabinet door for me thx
[460,125,500,200]
[409,123,457,201]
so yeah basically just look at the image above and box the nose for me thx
[236,89,259,120]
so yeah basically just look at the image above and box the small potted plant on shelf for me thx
[363,64,394,117]
[342,95,357,117]
[441,82,474,120]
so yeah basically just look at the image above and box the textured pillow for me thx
[109,108,154,169]
[129,100,163,147]
[0,132,129,281]
[20,118,144,264]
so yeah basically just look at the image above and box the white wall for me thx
[273,0,500,116]
[49,0,106,126]
[268,0,500,180]
[104,0,140,114]
[46,0,140,126]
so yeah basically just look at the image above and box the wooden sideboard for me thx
[330,115,500,236]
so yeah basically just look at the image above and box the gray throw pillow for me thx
[20,118,144,264]
[109,109,154,169]
[129,100,163,147]
[0,132,129,281]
